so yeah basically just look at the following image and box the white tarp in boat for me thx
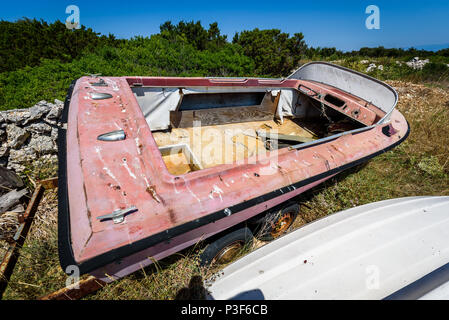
[132,87,299,131]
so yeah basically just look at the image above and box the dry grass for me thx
[1,190,69,299]
[0,212,20,242]
[1,81,448,300]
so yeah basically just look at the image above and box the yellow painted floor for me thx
[153,118,317,173]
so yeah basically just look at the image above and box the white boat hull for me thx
[206,197,449,300]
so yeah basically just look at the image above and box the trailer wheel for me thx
[199,227,253,267]
[253,203,299,241]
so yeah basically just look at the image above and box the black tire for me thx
[252,203,299,241]
[199,227,253,267]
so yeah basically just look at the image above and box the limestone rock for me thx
[46,102,63,120]
[3,109,31,125]
[406,57,430,70]
[7,147,37,171]
[366,63,377,73]
[24,103,51,124]
[0,100,62,172]
[0,145,10,158]
[26,122,53,134]
[6,124,30,149]
[51,127,59,140]
[29,134,56,154]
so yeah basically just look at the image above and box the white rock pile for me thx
[0,100,63,172]
[406,57,430,70]
[366,63,384,73]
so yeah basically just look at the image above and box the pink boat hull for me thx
[58,65,409,281]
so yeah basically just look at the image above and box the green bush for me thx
[0,18,121,73]
[420,62,449,82]
[233,28,307,76]
[0,35,254,110]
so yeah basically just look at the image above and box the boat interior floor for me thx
[152,117,328,175]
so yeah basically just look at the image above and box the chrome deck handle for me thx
[96,206,138,224]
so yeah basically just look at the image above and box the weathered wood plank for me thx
[0,189,28,214]
[0,166,23,193]
[39,276,106,300]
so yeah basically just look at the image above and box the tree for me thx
[233,28,307,76]
[0,18,121,73]
[207,22,227,49]
[160,20,227,51]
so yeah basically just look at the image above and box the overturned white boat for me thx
[206,197,449,300]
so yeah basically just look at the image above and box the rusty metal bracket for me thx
[38,276,106,300]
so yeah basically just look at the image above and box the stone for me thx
[28,134,56,154]
[0,101,61,172]
[46,104,63,120]
[0,145,9,158]
[7,147,37,172]
[3,109,31,124]
[6,124,31,149]
[366,63,377,73]
[406,57,430,70]
[51,127,59,140]
[26,122,53,134]
[24,104,51,124]
[36,154,58,164]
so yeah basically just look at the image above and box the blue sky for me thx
[1,0,448,51]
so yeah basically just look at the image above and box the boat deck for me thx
[152,118,320,174]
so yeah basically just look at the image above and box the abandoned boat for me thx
[58,62,409,281]
[205,197,449,300]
